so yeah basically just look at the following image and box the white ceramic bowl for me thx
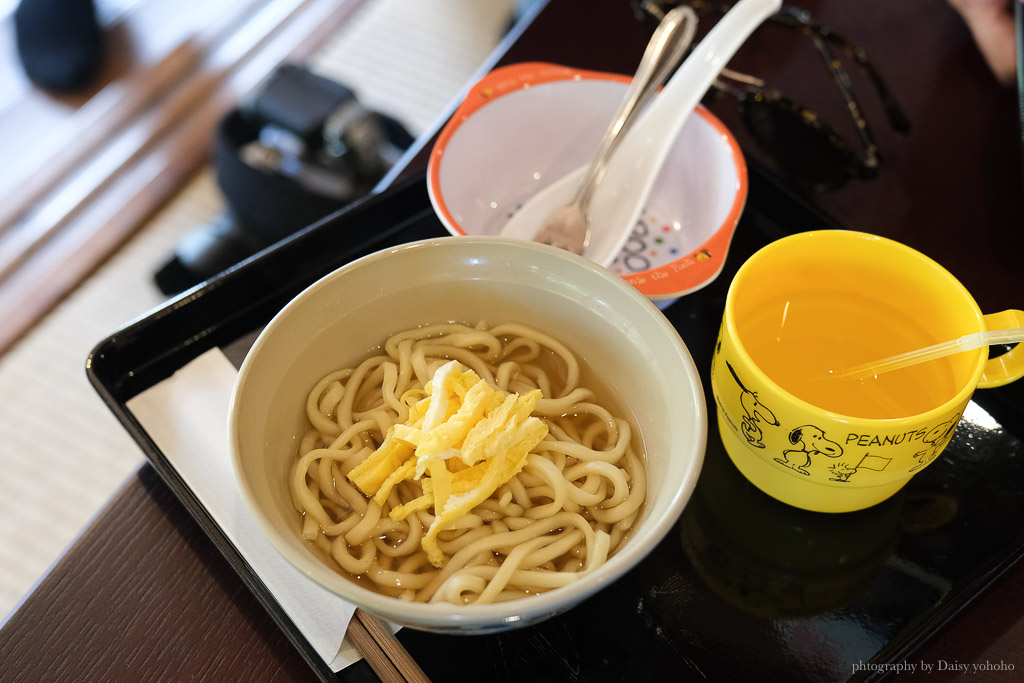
[229,236,707,634]
[427,62,748,304]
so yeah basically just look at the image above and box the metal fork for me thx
[532,5,698,254]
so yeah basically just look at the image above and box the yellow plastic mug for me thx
[711,230,1024,513]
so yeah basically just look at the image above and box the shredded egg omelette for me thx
[346,360,549,567]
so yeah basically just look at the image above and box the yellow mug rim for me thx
[722,230,987,425]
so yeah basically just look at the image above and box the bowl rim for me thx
[229,236,708,629]
[426,61,749,301]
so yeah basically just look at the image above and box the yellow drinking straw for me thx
[837,328,1024,379]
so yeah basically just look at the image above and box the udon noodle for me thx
[291,321,646,605]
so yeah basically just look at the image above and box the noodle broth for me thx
[290,321,648,607]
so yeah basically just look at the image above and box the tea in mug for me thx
[737,289,960,419]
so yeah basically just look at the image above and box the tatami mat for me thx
[0,0,517,620]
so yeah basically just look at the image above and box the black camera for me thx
[155,64,413,295]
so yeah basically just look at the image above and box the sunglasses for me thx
[634,0,911,192]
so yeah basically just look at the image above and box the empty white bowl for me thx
[427,62,748,304]
[229,236,707,634]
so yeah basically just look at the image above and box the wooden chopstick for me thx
[344,614,405,683]
[345,609,431,683]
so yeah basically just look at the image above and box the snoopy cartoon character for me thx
[726,361,779,448]
[776,425,844,475]
[909,413,962,473]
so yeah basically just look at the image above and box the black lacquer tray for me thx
[88,168,1024,683]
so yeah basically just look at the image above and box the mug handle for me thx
[978,309,1024,388]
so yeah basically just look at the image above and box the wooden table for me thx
[3,1,1023,681]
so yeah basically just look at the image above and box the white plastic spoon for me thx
[500,0,782,267]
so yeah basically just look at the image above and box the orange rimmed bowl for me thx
[427,61,749,305]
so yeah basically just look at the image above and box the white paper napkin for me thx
[127,348,362,671]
